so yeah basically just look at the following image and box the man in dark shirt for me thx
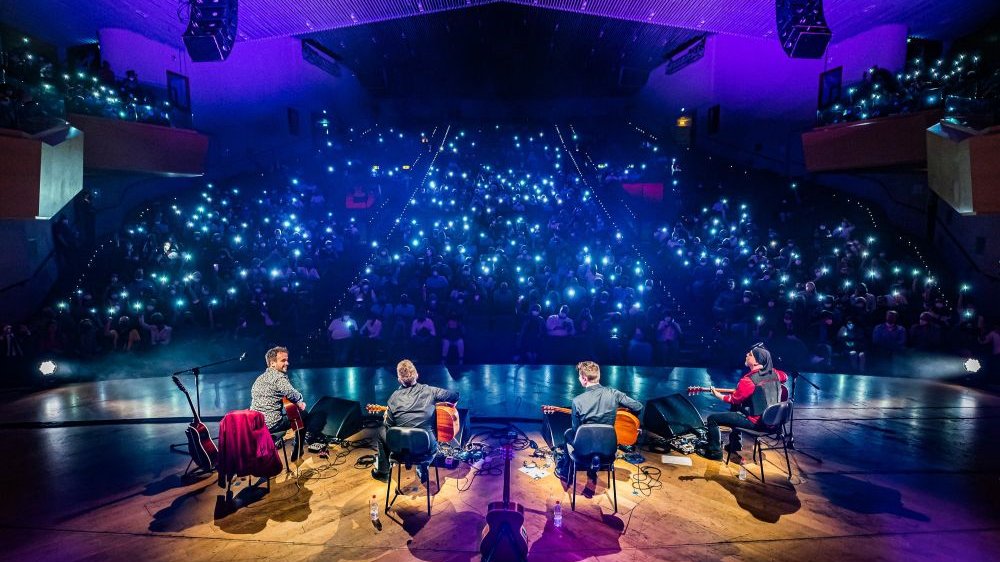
[372,359,460,482]
[557,361,642,479]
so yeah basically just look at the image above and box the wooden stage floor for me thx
[0,364,998,561]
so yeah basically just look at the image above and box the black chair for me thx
[726,401,794,484]
[565,424,618,512]
[385,427,440,515]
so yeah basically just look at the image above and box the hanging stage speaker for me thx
[643,394,706,439]
[183,0,238,62]
[306,396,363,440]
[775,0,832,59]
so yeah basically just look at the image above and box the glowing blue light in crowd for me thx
[175,298,186,308]
[270,269,280,278]
[233,235,242,244]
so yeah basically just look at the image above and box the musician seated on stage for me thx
[371,359,459,483]
[701,343,787,462]
[249,346,308,437]
[556,361,642,479]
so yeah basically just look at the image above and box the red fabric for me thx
[621,183,664,202]
[723,368,788,424]
[217,409,283,484]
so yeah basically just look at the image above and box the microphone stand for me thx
[787,369,823,464]
[169,352,246,457]
[172,352,246,418]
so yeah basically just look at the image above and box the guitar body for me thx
[282,398,306,460]
[478,443,528,561]
[172,375,218,472]
[435,402,461,443]
[480,502,529,561]
[185,421,217,472]
[541,405,641,446]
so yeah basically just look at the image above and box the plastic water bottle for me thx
[369,494,381,531]
[738,465,747,481]
[553,501,563,528]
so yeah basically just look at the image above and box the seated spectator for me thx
[139,313,173,346]
[546,305,575,337]
[359,313,383,364]
[328,310,357,365]
[909,312,942,351]
[516,304,545,364]
[656,311,683,364]
[410,310,436,361]
[440,315,465,365]
[872,310,907,354]
[626,327,653,365]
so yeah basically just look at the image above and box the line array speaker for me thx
[183,0,238,62]
[776,0,832,59]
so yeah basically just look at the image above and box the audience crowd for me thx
[817,51,999,126]
[2,117,997,381]
[1,35,176,133]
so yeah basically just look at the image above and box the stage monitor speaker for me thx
[542,410,574,450]
[643,394,706,439]
[183,0,238,62]
[306,396,363,440]
[776,0,832,59]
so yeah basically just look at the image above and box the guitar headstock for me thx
[172,375,188,393]
[366,404,387,414]
[687,386,710,395]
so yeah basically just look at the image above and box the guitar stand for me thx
[481,523,528,562]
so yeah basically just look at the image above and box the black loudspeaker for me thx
[542,411,573,450]
[306,396,363,440]
[183,0,238,62]
[775,0,832,59]
[643,394,706,439]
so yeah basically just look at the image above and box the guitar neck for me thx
[502,444,511,507]
[173,376,201,424]
[689,386,735,394]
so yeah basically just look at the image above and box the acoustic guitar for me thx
[686,386,735,395]
[687,385,789,401]
[479,442,529,561]
[171,375,218,473]
[282,397,306,460]
[540,405,641,446]
[365,402,460,443]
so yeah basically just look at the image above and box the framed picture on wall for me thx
[166,71,191,112]
[817,66,842,110]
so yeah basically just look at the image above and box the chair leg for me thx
[609,463,617,513]
[434,465,440,492]
[781,434,793,482]
[385,462,392,512]
[425,464,432,516]
[757,438,766,484]
[571,460,577,511]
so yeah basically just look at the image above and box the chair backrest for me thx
[386,426,435,460]
[759,400,793,430]
[570,424,617,462]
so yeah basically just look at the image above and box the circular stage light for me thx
[964,359,981,373]
[39,361,58,376]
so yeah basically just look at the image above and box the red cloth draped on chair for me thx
[217,409,283,486]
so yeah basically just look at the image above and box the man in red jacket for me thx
[702,343,787,461]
